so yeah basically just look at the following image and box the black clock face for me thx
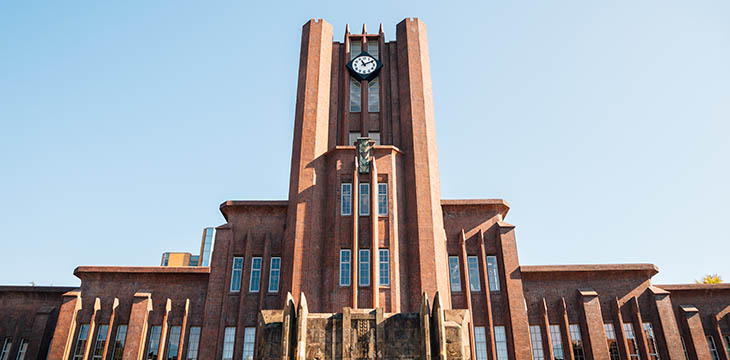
[351,55,378,75]
[346,51,383,81]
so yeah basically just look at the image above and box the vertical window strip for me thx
[467,256,481,292]
[724,336,730,360]
[369,132,381,145]
[448,256,461,292]
[146,326,162,360]
[111,325,127,360]
[268,257,281,292]
[186,327,201,360]
[222,327,235,360]
[359,183,370,216]
[486,256,500,291]
[494,326,509,360]
[341,183,352,215]
[624,323,640,360]
[368,79,380,112]
[0,338,11,360]
[166,326,181,360]
[708,336,720,360]
[15,339,27,360]
[230,257,243,292]
[350,40,361,60]
[379,249,390,286]
[550,325,564,360]
[377,183,387,215]
[242,327,256,360]
[249,257,262,292]
[72,324,90,360]
[569,324,585,360]
[367,40,378,59]
[643,323,660,360]
[604,323,619,360]
[530,325,545,360]
[350,78,361,112]
[91,325,108,360]
[359,249,370,286]
[474,326,487,360]
[340,249,351,286]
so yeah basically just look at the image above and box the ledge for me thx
[520,264,659,276]
[323,145,404,157]
[74,266,210,276]
[0,286,77,293]
[219,200,289,221]
[656,283,730,291]
[441,199,510,218]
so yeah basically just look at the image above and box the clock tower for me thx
[282,18,452,313]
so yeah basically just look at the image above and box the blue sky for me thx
[1,1,728,287]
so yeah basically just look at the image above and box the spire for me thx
[345,23,350,35]
[379,23,384,34]
[361,23,367,35]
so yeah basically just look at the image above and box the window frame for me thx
[379,249,390,286]
[550,325,564,360]
[377,183,387,215]
[110,325,128,360]
[242,327,256,360]
[474,326,487,360]
[72,324,90,360]
[91,325,108,360]
[341,183,352,216]
[146,326,162,360]
[448,256,461,292]
[249,257,262,293]
[186,327,201,360]
[359,183,370,216]
[230,257,243,292]
[467,255,481,292]
[222,327,236,360]
[486,255,500,292]
[165,325,181,360]
[268,257,281,293]
[494,326,509,360]
[359,249,370,286]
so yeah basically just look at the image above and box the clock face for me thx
[351,55,378,75]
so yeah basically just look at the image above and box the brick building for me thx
[1,17,729,360]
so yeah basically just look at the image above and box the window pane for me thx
[359,249,370,286]
[359,183,370,216]
[222,327,235,360]
[448,256,461,292]
[146,326,161,360]
[340,249,351,286]
[643,323,660,360]
[92,325,108,360]
[570,324,585,360]
[530,325,545,360]
[350,40,361,59]
[111,325,128,360]
[186,327,201,360]
[550,325,564,360]
[350,78,361,112]
[708,336,720,360]
[367,40,378,59]
[368,79,379,112]
[230,257,243,292]
[243,327,256,360]
[348,132,360,146]
[467,256,481,292]
[73,324,90,360]
[377,183,387,215]
[341,183,352,215]
[249,257,262,292]
[494,326,509,360]
[269,257,281,292]
[475,326,487,360]
[166,326,181,360]
[15,339,27,360]
[379,249,389,286]
[369,132,381,145]
[487,256,500,291]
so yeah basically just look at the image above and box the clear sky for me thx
[1,1,728,287]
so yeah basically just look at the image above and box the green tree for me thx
[696,274,722,284]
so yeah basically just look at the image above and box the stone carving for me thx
[357,137,373,174]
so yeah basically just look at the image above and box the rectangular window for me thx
[624,323,640,360]
[379,249,390,286]
[242,327,255,360]
[708,336,720,360]
[268,257,281,292]
[359,249,370,286]
[340,249,351,286]
[359,183,370,215]
[0,338,10,360]
[72,324,90,360]
[467,256,481,292]
[146,326,162,360]
[201,227,215,267]
[230,257,243,292]
[350,78,361,112]
[162,252,169,266]
[341,183,352,215]
[530,325,545,360]
[474,326,487,360]
[569,324,585,360]
[222,327,235,360]
[486,256,500,291]
[349,132,360,146]
[186,327,201,360]
[369,132,381,145]
[249,257,262,292]
[643,322,660,360]
[367,40,378,59]
[166,326,181,360]
[368,78,379,112]
[111,325,127,360]
[351,40,361,59]
[377,183,387,215]
[449,256,461,292]
[604,323,619,360]
[550,325,564,360]
[494,326,509,360]
[91,325,108,360]
[14,339,27,360]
